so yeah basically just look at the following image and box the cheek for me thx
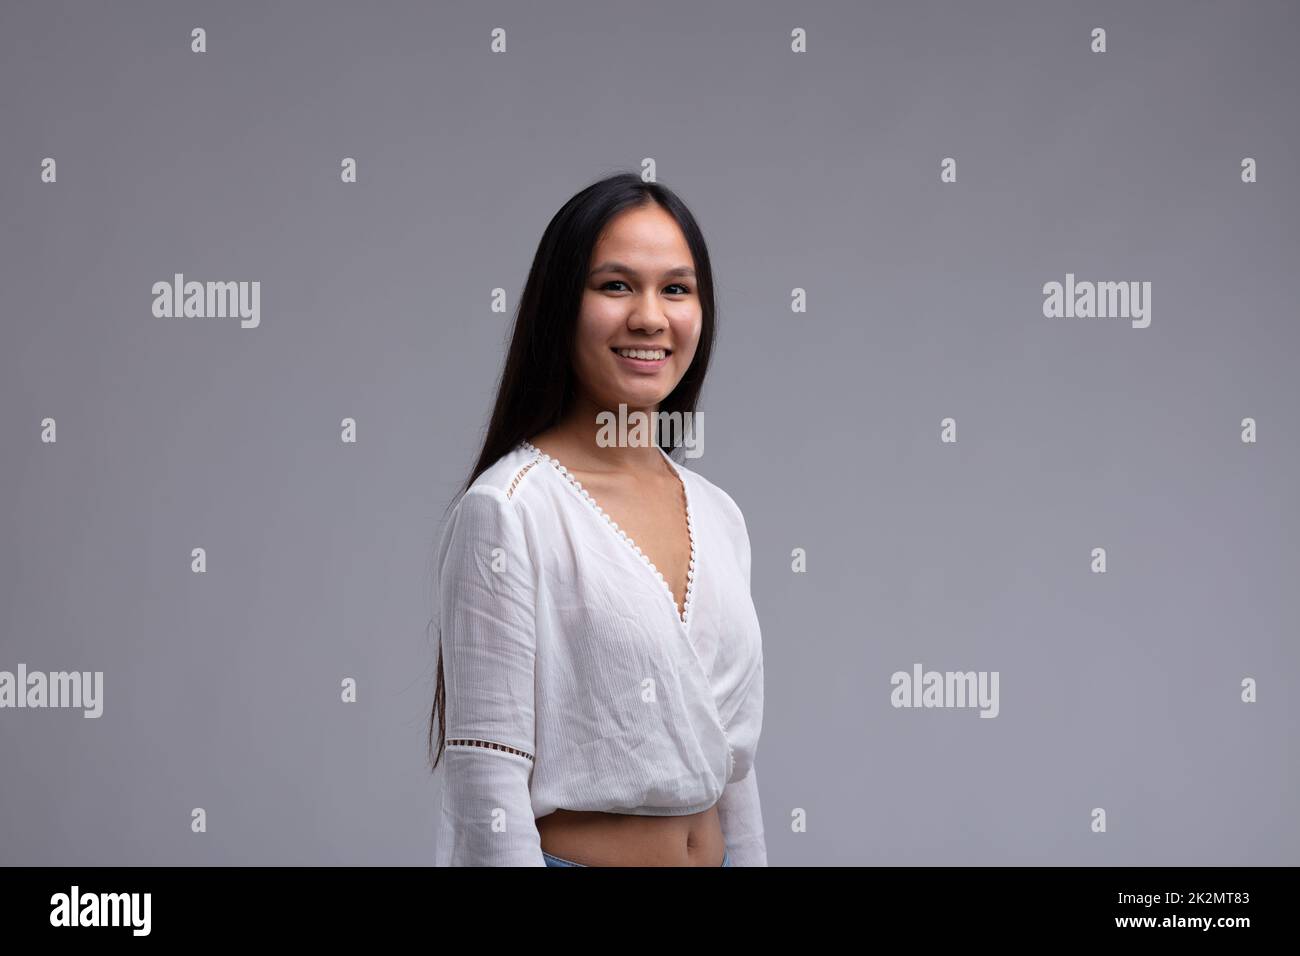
[674,314,703,358]
[573,302,619,380]
[578,295,624,344]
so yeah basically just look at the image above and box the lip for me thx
[611,346,671,373]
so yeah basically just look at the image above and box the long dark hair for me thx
[428,171,718,771]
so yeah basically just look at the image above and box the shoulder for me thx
[436,445,547,582]
[464,443,541,500]
[443,443,545,532]
[671,456,749,539]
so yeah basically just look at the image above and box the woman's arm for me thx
[434,486,545,866]
[717,763,768,866]
[717,495,769,865]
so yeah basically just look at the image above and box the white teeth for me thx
[616,348,666,360]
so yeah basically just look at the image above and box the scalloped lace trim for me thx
[520,439,695,627]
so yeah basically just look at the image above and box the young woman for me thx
[428,173,767,866]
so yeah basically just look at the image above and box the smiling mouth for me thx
[612,347,671,360]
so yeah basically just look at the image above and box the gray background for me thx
[1,0,1296,865]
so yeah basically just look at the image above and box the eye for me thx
[599,280,692,295]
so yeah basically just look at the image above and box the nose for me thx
[625,295,666,335]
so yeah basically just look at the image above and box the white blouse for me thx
[433,440,767,866]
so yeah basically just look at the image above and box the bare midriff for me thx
[536,805,725,866]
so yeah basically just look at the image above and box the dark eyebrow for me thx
[589,261,696,279]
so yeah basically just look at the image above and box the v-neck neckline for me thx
[520,439,697,631]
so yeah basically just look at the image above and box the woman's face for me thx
[572,203,702,414]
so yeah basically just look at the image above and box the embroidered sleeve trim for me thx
[446,738,535,762]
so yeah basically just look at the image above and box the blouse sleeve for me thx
[717,764,768,866]
[716,496,769,866]
[433,486,545,866]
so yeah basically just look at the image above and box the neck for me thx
[546,394,666,471]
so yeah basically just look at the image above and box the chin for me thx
[600,386,673,411]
